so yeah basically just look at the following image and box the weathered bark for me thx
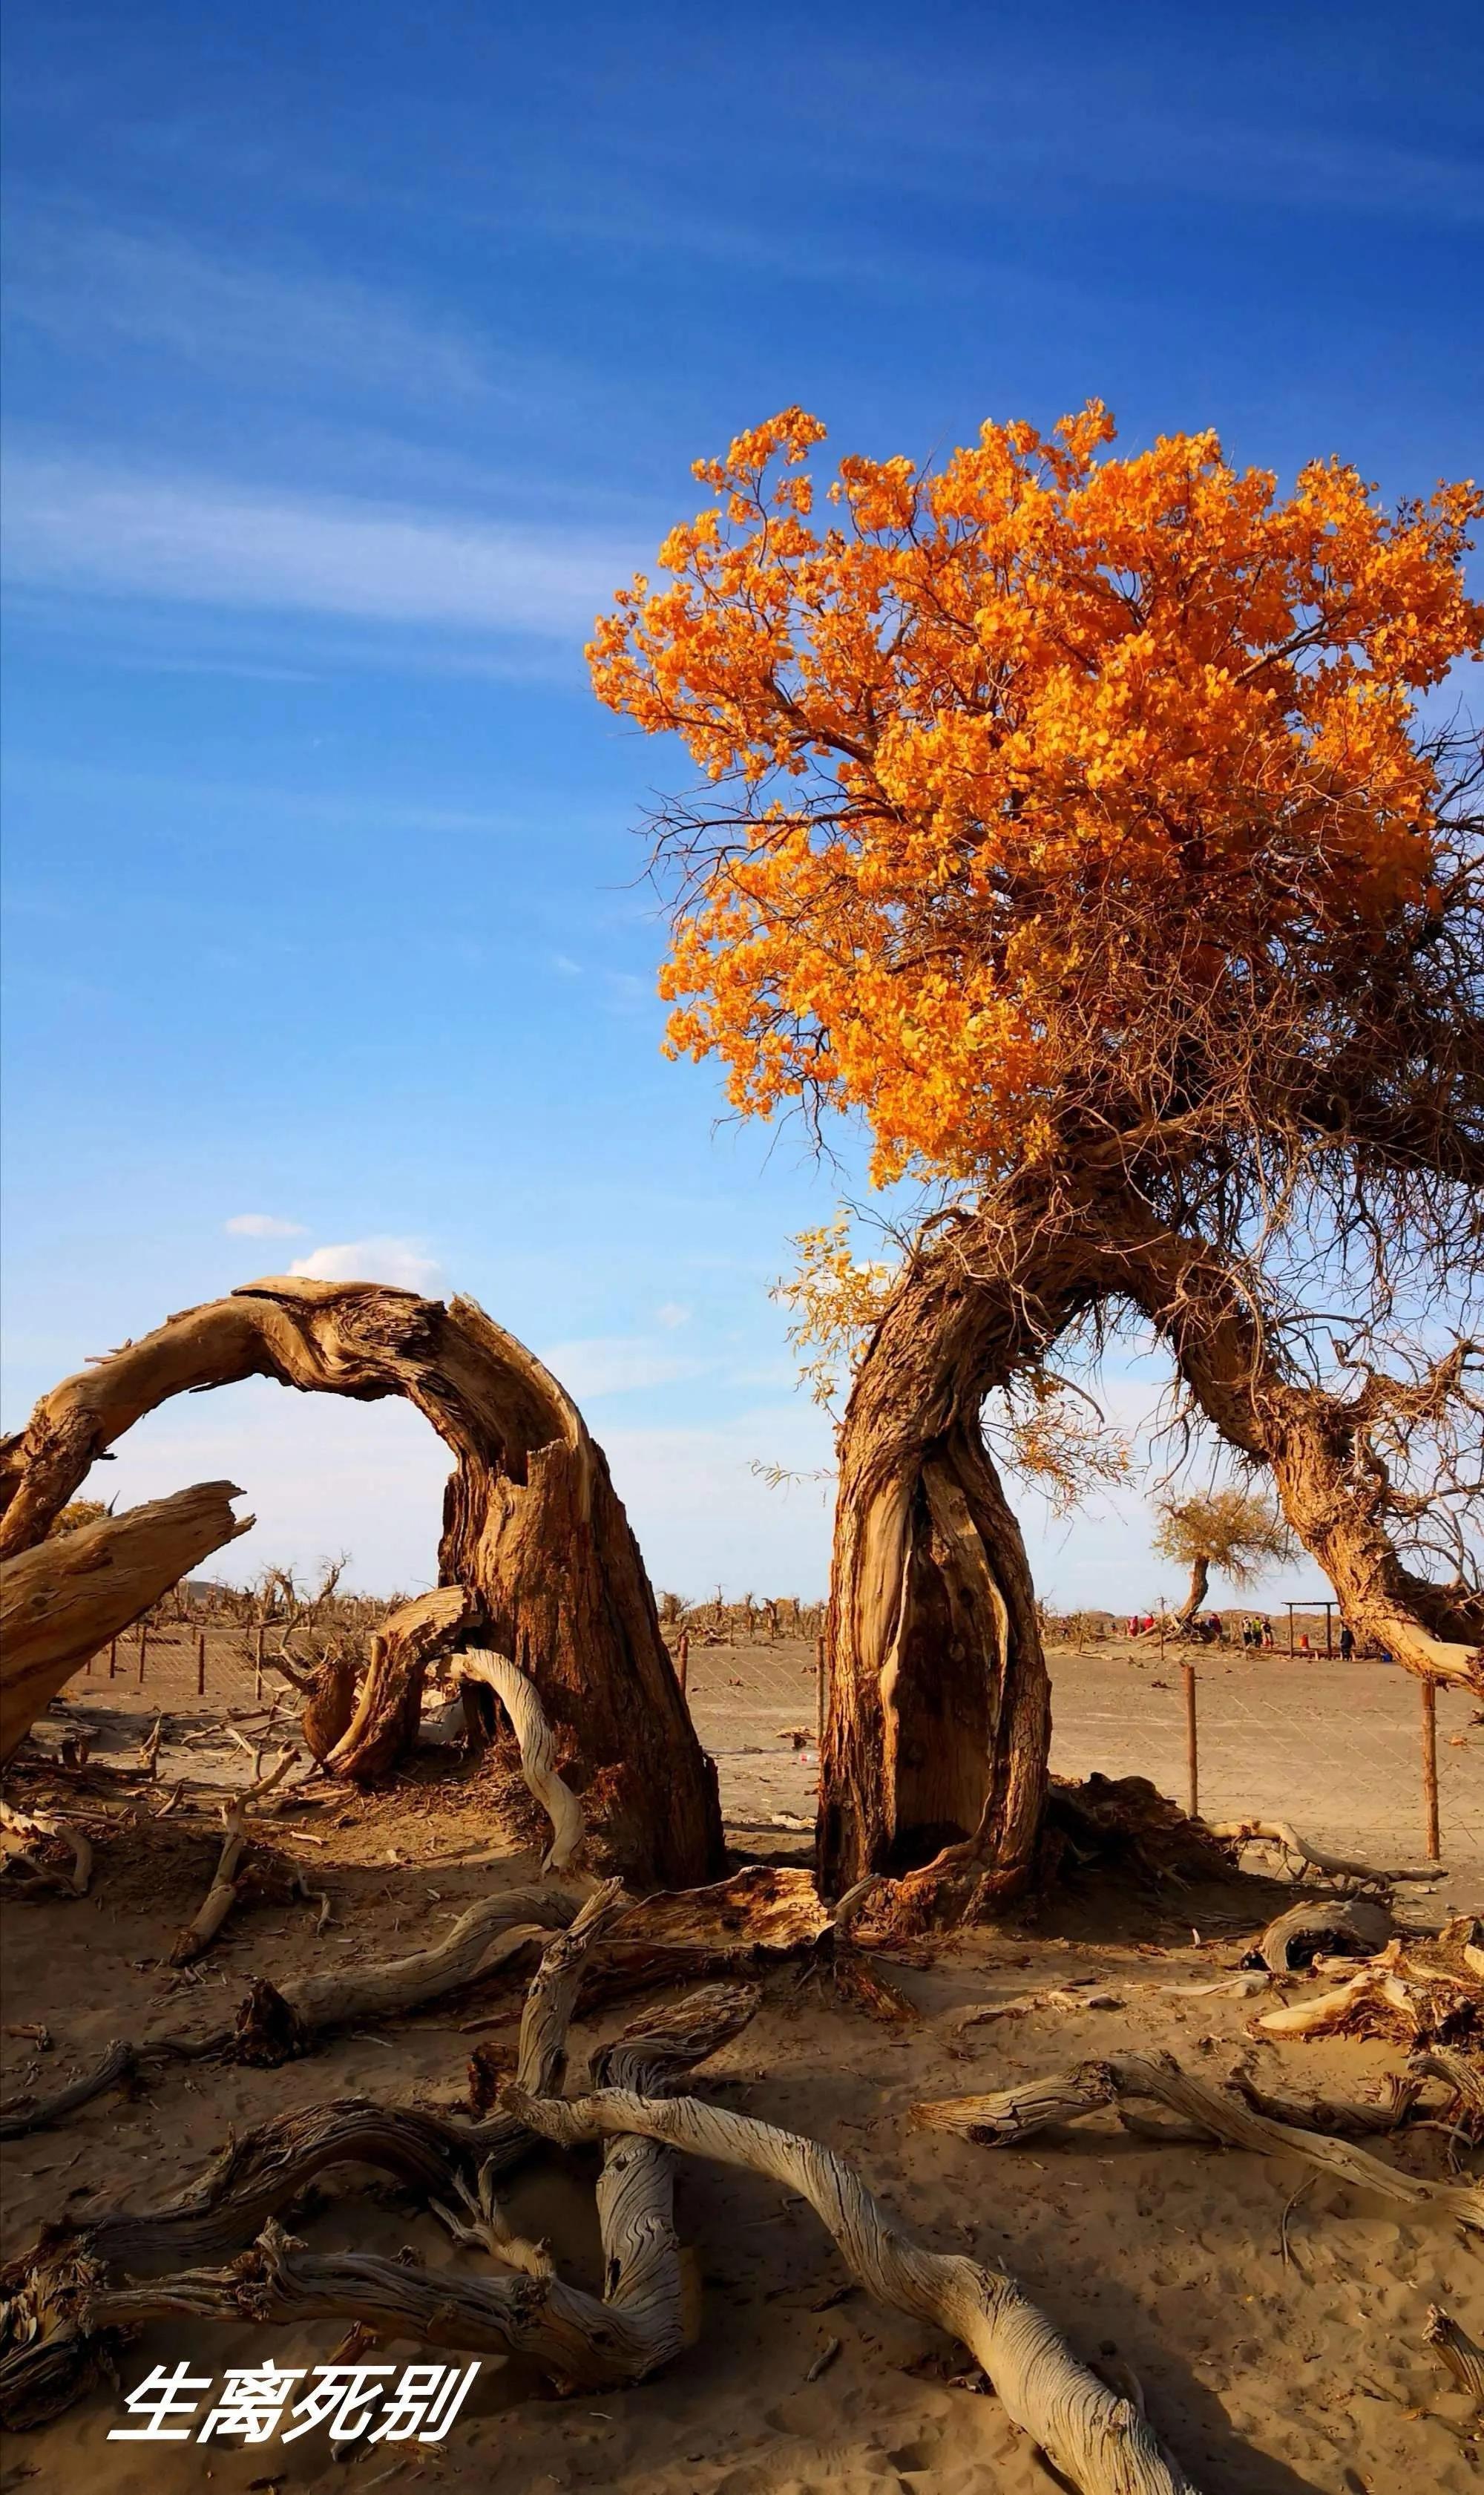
[821,1200,1094,1901]
[324,1584,476,1781]
[0,1483,250,1765]
[0,1279,724,1883]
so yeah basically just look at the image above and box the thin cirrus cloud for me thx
[0,450,639,640]
[4,211,500,404]
[288,1236,441,1291]
[223,1213,306,1239]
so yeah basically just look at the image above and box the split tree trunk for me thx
[0,1279,723,1886]
[0,1482,251,1765]
[820,1197,1096,1905]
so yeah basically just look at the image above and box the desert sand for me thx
[1,1638,1480,2495]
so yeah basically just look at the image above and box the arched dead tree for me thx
[0,1279,723,1888]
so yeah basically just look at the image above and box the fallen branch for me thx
[507,2080,1197,2495]
[0,2042,135,2141]
[220,1887,577,2065]
[1208,1820,1444,1889]
[168,1748,301,1966]
[910,2051,1484,2232]
[451,1649,585,1872]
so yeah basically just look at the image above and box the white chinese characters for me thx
[108,2358,479,2443]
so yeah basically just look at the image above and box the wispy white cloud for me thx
[654,1302,692,1331]
[288,1236,441,1291]
[4,211,498,404]
[1,450,636,639]
[223,1213,305,1239]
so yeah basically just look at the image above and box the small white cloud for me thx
[551,952,582,977]
[289,1236,441,1291]
[655,1302,692,1331]
[224,1212,306,1239]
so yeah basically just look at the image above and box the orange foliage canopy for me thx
[590,407,1482,1186]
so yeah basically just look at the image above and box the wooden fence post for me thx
[137,1623,148,1686]
[254,1623,265,1702]
[1183,1660,1199,1820]
[108,1638,117,1681]
[1421,1678,1441,1862]
[677,1628,689,1697]
[197,1630,207,1698]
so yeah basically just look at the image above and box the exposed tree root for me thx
[452,1649,585,1871]
[0,2042,136,2142]
[509,2079,1198,2495]
[910,2050,1484,2232]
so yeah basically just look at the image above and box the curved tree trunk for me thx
[0,1482,251,1766]
[819,1201,1096,1905]
[1100,1196,1484,1694]
[0,1279,724,1886]
[1174,1555,1210,1631]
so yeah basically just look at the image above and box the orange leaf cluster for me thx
[590,406,1482,1184]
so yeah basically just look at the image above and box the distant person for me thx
[1261,1620,1274,1650]
[1298,1631,1311,1652]
[1338,1624,1356,1662]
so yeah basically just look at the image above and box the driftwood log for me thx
[0,1483,251,1765]
[0,1279,723,1886]
[911,2050,1484,2232]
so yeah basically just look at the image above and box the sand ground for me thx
[1,1636,1480,2495]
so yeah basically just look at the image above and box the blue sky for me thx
[3,1,1480,1605]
